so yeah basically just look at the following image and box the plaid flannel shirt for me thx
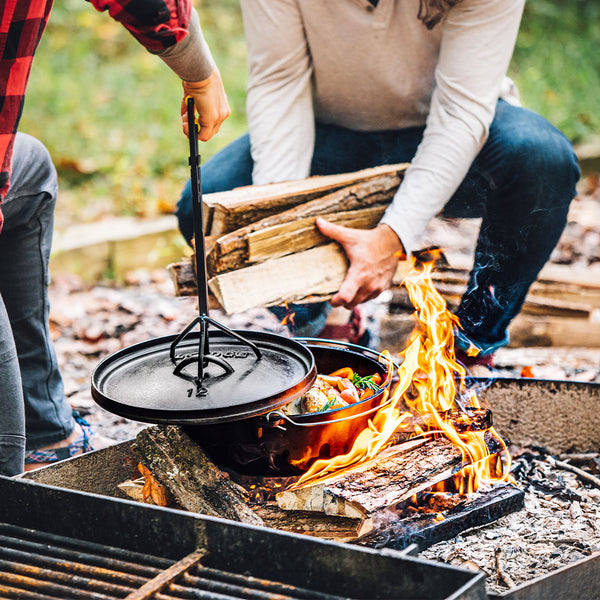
[0,0,191,232]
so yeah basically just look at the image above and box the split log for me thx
[380,310,600,352]
[207,173,402,276]
[167,258,198,298]
[208,243,349,314]
[356,483,524,551]
[206,243,419,314]
[253,504,373,542]
[247,205,387,266]
[134,425,263,526]
[205,163,408,236]
[276,438,463,520]
[389,409,493,444]
[166,257,222,307]
[391,282,595,319]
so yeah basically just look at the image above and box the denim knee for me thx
[494,109,580,208]
[9,133,57,197]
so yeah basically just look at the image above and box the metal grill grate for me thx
[0,523,343,600]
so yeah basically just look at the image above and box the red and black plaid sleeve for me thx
[0,0,52,216]
[87,0,191,52]
[0,0,191,232]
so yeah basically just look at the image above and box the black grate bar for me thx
[185,566,343,600]
[0,524,350,600]
[0,583,68,600]
[0,558,136,598]
[0,546,147,588]
[0,571,118,600]
[0,534,160,578]
[170,575,296,600]
[158,589,260,600]
[0,523,173,569]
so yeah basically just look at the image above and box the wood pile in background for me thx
[380,257,600,352]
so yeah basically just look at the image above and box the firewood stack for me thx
[168,163,409,314]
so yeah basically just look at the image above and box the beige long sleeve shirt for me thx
[240,0,524,255]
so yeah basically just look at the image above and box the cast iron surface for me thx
[91,330,316,425]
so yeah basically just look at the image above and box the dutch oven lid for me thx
[91,330,316,425]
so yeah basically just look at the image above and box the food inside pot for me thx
[283,367,382,415]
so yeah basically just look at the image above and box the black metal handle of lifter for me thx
[182,97,262,384]
[187,97,210,318]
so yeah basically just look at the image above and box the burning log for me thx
[356,483,524,551]
[276,438,463,520]
[134,425,263,526]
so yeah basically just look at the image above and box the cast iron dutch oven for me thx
[183,337,394,475]
[91,332,394,475]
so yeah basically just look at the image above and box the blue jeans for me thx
[0,133,75,475]
[177,100,580,352]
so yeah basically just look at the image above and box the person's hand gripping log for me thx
[316,218,406,309]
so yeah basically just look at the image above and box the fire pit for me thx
[26,99,600,598]
[20,374,600,599]
[0,475,488,600]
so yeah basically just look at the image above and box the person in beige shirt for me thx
[176,0,579,364]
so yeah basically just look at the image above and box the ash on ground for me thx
[420,450,600,595]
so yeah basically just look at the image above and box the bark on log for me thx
[167,257,223,307]
[389,409,493,443]
[205,163,408,236]
[276,438,463,520]
[207,173,401,276]
[247,205,387,266]
[134,425,263,525]
[253,503,372,542]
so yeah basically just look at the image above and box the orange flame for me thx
[291,258,512,494]
[280,301,295,328]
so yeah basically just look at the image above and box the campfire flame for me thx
[280,301,295,328]
[291,258,512,494]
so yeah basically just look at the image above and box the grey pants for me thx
[0,133,75,476]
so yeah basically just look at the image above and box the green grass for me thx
[19,0,599,229]
[511,0,600,146]
[21,0,247,228]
